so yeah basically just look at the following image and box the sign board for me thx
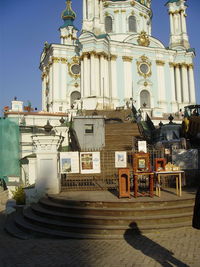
[172,149,198,170]
[60,152,79,173]
[80,152,101,174]
[138,141,147,153]
[115,151,127,168]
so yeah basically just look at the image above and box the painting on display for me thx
[80,152,101,174]
[172,149,198,170]
[115,151,127,168]
[60,152,79,173]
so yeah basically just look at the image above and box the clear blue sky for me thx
[0,0,199,112]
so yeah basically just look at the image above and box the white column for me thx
[110,56,118,101]
[83,53,90,97]
[100,0,103,24]
[104,56,109,98]
[61,60,67,101]
[100,54,105,97]
[90,52,96,95]
[156,62,166,109]
[188,65,196,104]
[169,63,177,112]
[49,64,53,112]
[42,74,46,111]
[123,57,133,101]
[83,0,86,20]
[52,60,60,107]
[175,64,182,104]
[169,13,174,35]
[81,58,84,97]
[95,54,100,96]
[180,10,187,33]
[181,64,189,104]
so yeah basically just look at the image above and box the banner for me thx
[60,152,79,173]
[80,152,101,174]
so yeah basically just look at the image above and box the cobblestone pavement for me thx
[0,212,200,267]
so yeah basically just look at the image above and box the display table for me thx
[133,172,154,198]
[155,171,184,197]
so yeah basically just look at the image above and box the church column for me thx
[181,63,189,105]
[156,61,166,110]
[100,0,103,23]
[123,56,133,102]
[175,64,182,104]
[169,63,177,112]
[49,62,53,112]
[83,53,90,97]
[95,53,100,96]
[52,57,60,110]
[188,64,196,104]
[41,73,47,111]
[61,58,67,102]
[169,12,174,35]
[83,0,86,20]
[90,52,96,95]
[100,54,105,98]
[110,55,118,105]
[180,10,187,33]
[114,10,119,33]
[104,55,109,98]
[81,57,84,97]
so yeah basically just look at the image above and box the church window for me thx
[129,16,137,32]
[71,64,81,75]
[70,91,81,106]
[140,90,150,108]
[105,16,113,33]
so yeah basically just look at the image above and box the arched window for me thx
[105,16,113,33]
[71,91,81,106]
[140,90,150,108]
[128,16,137,32]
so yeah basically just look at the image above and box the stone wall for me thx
[0,190,8,212]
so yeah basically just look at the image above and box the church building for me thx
[40,0,196,118]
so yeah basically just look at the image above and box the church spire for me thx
[59,0,78,45]
[60,0,76,28]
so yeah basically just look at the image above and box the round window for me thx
[139,63,149,74]
[71,64,80,75]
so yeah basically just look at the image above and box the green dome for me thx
[60,0,76,28]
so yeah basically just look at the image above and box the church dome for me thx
[60,0,76,28]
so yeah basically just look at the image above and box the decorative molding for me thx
[51,57,67,64]
[137,31,150,47]
[114,10,119,13]
[74,83,79,88]
[122,56,133,62]
[156,60,165,66]
[137,55,152,78]
[121,10,126,13]
[130,1,135,7]
[110,55,117,61]
[169,62,193,68]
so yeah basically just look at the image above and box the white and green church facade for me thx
[40,0,196,117]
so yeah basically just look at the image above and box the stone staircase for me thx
[5,193,195,239]
[104,122,140,151]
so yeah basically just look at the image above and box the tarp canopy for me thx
[0,118,20,178]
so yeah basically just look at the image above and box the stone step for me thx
[47,195,195,209]
[22,207,192,236]
[29,203,193,227]
[39,197,194,217]
[11,207,192,239]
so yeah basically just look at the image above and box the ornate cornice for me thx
[156,60,165,66]
[110,55,117,61]
[51,57,67,64]
[169,62,194,68]
[122,56,133,62]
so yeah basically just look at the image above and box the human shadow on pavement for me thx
[124,222,189,267]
